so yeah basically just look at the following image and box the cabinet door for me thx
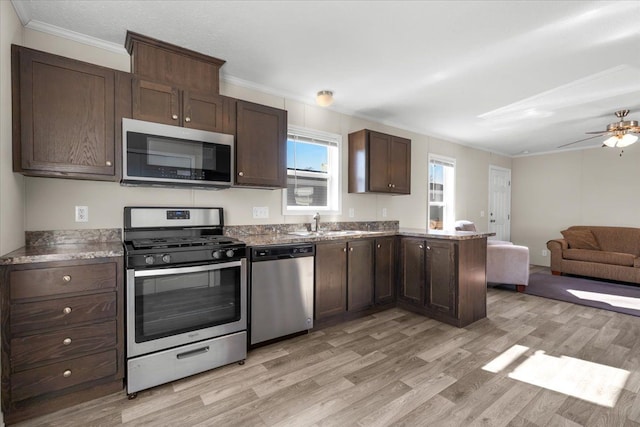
[390,136,411,194]
[183,91,224,132]
[315,242,347,319]
[367,131,391,192]
[15,47,116,178]
[399,238,425,305]
[426,240,457,317]
[235,100,287,187]
[374,237,396,305]
[347,240,374,312]
[132,78,180,126]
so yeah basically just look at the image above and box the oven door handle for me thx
[133,261,242,277]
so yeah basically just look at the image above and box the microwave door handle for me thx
[133,261,242,278]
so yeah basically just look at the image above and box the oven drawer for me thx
[11,349,117,402]
[10,262,117,300]
[11,292,117,334]
[11,320,117,372]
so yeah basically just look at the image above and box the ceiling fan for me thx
[558,110,640,149]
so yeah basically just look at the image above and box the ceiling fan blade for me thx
[557,134,602,148]
[585,130,608,135]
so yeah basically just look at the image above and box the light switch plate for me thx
[382,208,388,218]
[348,208,355,218]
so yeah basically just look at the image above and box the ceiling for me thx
[11,0,640,156]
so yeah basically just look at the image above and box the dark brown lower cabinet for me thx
[315,239,374,320]
[397,236,487,327]
[1,257,124,425]
[374,237,396,305]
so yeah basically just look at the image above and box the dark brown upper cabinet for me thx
[131,78,235,134]
[12,45,120,181]
[125,31,225,95]
[126,32,234,134]
[235,100,287,188]
[348,129,411,194]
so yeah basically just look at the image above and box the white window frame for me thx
[428,154,456,230]
[282,125,342,215]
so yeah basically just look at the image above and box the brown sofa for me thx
[547,225,640,284]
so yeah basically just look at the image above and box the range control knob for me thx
[226,249,235,258]
[161,254,171,264]
[212,250,223,260]
[145,256,155,265]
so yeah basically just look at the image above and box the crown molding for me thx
[23,20,127,55]
[11,1,31,25]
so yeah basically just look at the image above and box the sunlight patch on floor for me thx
[566,289,640,310]
[483,346,629,407]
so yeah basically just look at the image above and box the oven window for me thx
[134,266,241,343]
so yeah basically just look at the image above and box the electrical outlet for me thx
[480,211,485,217]
[252,206,269,219]
[348,208,355,218]
[542,249,548,257]
[382,208,388,218]
[75,206,88,222]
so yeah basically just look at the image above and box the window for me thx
[428,154,455,230]
[283,125,341,214]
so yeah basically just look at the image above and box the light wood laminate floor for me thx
[16,268,640,427]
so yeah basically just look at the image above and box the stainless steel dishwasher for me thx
[250,243,315,346]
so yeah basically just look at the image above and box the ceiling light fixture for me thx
[316,90,334,107]
[603,133,638,148]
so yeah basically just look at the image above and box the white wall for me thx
[5,27,511,238]
[512,143,640,266]
[0,1,25,256]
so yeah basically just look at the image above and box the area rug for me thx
[524,273,640,317]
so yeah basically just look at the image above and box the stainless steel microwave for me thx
[122,118,234,189]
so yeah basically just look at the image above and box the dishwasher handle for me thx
[251,244,315,261]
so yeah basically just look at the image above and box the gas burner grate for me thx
[131,236,237,249]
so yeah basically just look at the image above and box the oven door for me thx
[126,260,246,358]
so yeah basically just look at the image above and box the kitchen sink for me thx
[288,230,368,237]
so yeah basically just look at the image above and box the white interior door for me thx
[488,166,511,241]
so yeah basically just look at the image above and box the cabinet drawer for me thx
[11,349,117,402]
[11,292,116,334]
[10,262,116,300]
[11,321,117,371]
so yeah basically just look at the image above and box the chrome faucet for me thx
[312,212,321,232]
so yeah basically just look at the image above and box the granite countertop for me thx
[0,229,124,266]
[238,228,493,247]
[398,228,495,240]
[238,230,397,247]
[0,242,124,265]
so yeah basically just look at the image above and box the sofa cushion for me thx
[561,229,601,250]
[566,226,640,255]
[563,249,635,267]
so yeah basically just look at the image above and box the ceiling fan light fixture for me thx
[316,90,334,107]
[603,133,638,148]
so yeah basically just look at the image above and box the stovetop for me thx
[130,235,239,250]
[123,206,246,269]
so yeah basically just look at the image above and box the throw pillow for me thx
[561,229,601,250]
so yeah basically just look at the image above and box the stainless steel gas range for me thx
[123,207,246,397]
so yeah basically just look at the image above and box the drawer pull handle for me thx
[176,346,209,360]
[63,338,72,346]
[63,370,72,378]
[62,275,71,282]
[349,247,354,252]
[377,244,381,248]
[185,116,191,123]
[419,245,424,249]
[238,171,244,177]
[63,307,72,315]
[106,160,112,166]
[172,114,178,120]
